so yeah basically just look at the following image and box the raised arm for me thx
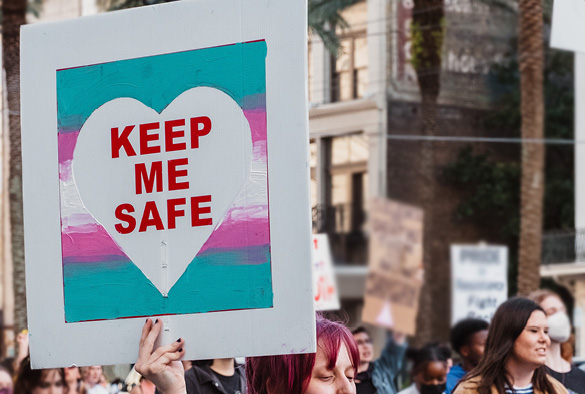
[135,319,186,394]
[376,331,407,378]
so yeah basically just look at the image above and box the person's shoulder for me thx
[569,364,585,377]
[398,383,419,394]
[448,364,467,379]
[453,376,482,394]
[544,374,569,394]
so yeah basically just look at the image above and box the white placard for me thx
[312,234,340,311]
[451,244,508,324]
[21,0,314,368]
[551,0,585,53]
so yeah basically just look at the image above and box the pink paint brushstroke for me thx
[62,225,126,259]
[58,131,80,164]
[244,109,267,145]
[199,216,269,252]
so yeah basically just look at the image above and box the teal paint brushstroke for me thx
[64,257,273,323]
[57,41,267,131]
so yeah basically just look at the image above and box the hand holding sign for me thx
[73,87,252,295]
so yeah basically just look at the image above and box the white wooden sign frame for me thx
[21,0,314,368]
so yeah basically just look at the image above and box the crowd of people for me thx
[7,289,585,394]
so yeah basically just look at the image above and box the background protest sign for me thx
[362,198,424,335]
[312,234,340,311]
[21,0,314,368]
[451,244,508,324]
[551,0,585,53]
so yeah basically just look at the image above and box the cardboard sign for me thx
[451,244,508,324]
[21,0,314,368]
[551,0,585,53]
[312,234,340,311]
[362,198,423,335]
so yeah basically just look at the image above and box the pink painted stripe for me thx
[58,130,80,164]
[200,217,269,252]
[244,109,267,145]
[62,225,126,259]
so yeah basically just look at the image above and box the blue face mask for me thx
[420,383,446,394]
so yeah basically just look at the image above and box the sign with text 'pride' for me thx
[22,0,314,368]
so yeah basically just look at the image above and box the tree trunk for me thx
[2,0,28,333]
[517,0,544,296]
[411,0,445,344]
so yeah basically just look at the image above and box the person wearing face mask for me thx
[397,343,450,394]
[529,290,585,394]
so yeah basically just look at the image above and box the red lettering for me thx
[139,201,164,232]
[191,195,212,227]
[140,122,161,155]
[114,204,136,234]
[190,116,212,149]
[135,161,163,194]
[111,126,136,158]
[168,158,189,191]
[165,119,187,152]
[167,198,186,229]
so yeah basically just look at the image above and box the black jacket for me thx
[185,364,247,394]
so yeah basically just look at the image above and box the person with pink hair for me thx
[136,315,360,394]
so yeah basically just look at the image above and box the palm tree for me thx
[516,0,544,295]
[2,0,28,334]
[410,0,445,345]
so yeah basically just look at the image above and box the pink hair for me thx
[246,315,360,394]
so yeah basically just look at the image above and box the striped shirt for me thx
[505,385,534,394]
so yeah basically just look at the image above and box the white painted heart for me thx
[73,87,252,295]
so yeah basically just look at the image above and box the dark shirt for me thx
[356,364,378,394]
[184,364,247,394]
[546,365,585,394]
[213,370,242,394]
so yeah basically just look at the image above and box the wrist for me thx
[160,382,186,394]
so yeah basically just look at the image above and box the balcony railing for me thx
[312,204,367,265]
[541,229,585,265]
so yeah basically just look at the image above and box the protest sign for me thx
[451,244,508,324]
[551,0,585,53]
[362,199,423,335]
[21,0,314,368]
[312,234,340,311]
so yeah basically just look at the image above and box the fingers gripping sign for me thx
[136,319,186,394]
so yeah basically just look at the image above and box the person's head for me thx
[450,319,489,369]
[0,366,13,394]
[462,298,557,394]
[63,368,79,385]
[351,326,373,365]
[406,343,449,394]
[82,367,102,386]
[528,289,566,316]
[529,289,572,345]
[246,315,359,394]
[14,357,66,394]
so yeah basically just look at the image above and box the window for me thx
[331,33,369,102]
[310,133,369,264]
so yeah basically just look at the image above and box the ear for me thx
[460,345,470,358]
[266,378,275,394]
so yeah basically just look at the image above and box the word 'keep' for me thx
[111,116,212,158]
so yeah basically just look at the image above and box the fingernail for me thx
[155,319,159,324]
[145,319,149,324]
[176,338,181,342]
[178,348,183,352]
